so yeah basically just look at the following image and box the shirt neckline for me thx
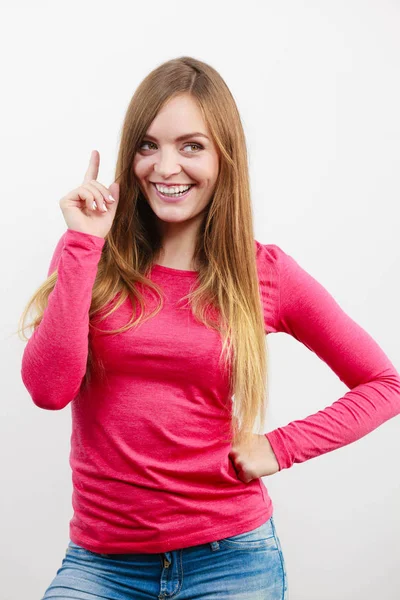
[151,263,199,276]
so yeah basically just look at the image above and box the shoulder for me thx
[254,239,289,279]
[255,240,309,284]
[254,240,312,333]
[254,240,287,333]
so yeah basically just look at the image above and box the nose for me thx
[153,150,183,179]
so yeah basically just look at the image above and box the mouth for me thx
[151,183,196,203]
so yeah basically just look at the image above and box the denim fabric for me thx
[41,515,288,599]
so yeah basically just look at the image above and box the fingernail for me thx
[102,203,108,212]
[108,194,115,202]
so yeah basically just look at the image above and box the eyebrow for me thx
[143,132,210,142]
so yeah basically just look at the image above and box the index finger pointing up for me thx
[83,150,100,184]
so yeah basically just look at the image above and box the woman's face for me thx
[133,94,220,227]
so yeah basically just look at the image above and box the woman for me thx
[19,56,400,600]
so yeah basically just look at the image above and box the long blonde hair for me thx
[18,56,269,452]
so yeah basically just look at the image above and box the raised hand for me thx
[59,150,119,239]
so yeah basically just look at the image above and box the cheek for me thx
[198,158,218,181]
[133,156,149,178]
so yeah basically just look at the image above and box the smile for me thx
[151,182,196,203]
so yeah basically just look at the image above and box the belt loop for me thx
[209,541,220,551]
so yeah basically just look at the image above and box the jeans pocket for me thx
[218,517,277,550]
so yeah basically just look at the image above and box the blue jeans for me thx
[41,515,288,599]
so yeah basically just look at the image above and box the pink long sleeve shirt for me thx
[21,229,400,554]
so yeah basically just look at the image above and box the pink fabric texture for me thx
[21,229,400,553]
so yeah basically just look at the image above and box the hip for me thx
[42,515,288,599]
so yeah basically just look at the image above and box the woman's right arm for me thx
[21,150,119,410]
[20,229,105,410]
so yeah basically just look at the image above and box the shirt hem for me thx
[70,505,273,554]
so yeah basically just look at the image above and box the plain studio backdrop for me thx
[1,1,399,599]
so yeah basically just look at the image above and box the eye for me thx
[139,141,157,151]
[183,143,203,152]
[138,141,203,153]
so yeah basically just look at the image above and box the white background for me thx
[1,1,399,598]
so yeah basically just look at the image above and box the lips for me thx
[151,183,195,189]
[151,182,196,202]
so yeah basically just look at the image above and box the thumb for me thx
[108,181,120,202]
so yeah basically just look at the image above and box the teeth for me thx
[155,184,192,194]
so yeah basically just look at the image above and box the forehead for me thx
[146,95,208,139]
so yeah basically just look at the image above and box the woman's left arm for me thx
[264,245,400,472]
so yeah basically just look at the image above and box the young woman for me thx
[19,56,400,600]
